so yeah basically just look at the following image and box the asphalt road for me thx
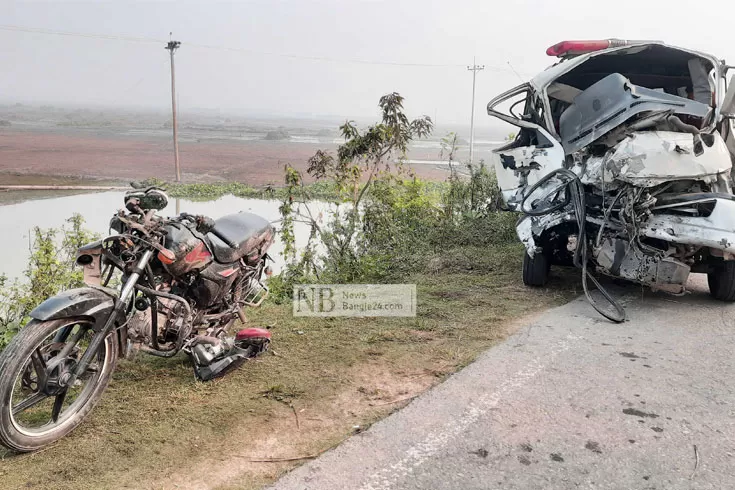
[269,275,735,490]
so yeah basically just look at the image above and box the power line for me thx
[506,61,525,82]
[0,24,163,44]
[190,42,464,67]
[0,23,521,72]
[186,41,482,69]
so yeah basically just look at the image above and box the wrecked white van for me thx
[488,40,735,321]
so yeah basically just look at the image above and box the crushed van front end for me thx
[487,40,735,318]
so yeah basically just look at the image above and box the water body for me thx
[0,191,322,281]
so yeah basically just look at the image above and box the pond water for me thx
[0,191,322,281]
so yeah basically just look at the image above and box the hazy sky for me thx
[2,0,735,130]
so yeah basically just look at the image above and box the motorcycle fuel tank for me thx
[160,224,213,276]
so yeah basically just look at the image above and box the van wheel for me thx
[522,250,550,287]
[708,261,735,301]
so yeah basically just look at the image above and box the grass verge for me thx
[166,181,337,201]
[0,244,579,490]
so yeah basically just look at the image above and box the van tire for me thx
[708,261,735,301]
[522,251,550,287]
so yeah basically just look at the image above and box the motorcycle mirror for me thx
[124,188,169,211]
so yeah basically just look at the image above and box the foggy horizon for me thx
[3,0,735,132]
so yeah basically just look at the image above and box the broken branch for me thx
[239,454,321,463]
[690,444,699,479]
[370,394,417,407]
[290,404,300,430]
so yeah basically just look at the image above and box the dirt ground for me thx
[0,129,515,490]
[0,129,449,185]
[0,245,580,490]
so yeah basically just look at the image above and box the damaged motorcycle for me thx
[489,40,735,322]
[0,187,274,452]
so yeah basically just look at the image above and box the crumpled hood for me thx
[586,130,732,187]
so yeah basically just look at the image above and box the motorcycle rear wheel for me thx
[0,317,118,452]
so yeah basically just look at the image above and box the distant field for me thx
[0,128,454,186]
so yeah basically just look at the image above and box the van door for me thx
[487,84,566,211]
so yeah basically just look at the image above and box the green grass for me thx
[166,180,340,201]
[162,179,455,203]
[0,244,579,490]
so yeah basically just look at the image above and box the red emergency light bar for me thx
[546,39,656,57]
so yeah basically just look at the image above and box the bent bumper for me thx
[641,198,735,254]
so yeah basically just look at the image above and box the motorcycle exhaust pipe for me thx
[237,308,248,324]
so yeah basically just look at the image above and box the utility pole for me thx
[467,58,484,165]
[165,36,182,182]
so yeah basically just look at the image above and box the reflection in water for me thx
[0,192,322,281]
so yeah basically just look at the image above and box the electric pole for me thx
[165,36,182,182]
[467,58,484,165]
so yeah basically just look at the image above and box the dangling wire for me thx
[521,169,626,323]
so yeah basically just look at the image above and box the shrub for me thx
[271,96,519,300]
[0,214,98,349]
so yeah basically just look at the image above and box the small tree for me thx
[277,93,433,284]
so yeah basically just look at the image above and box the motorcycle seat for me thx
[207,212,274,264]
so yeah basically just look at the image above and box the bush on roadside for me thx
[272,95,518,299]
[0,214,97,349]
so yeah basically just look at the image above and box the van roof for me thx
[530,42,720,92]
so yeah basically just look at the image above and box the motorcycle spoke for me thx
[56,327,87,359]
[12,392,47,415]
[8,318,108,435]
[30,348,46,376]
[51,391,67,422]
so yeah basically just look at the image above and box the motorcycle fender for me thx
[29,287,116,332]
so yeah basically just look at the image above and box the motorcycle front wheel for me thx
[0,317,118,452]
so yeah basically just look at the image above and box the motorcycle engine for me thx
[127,297,188,344]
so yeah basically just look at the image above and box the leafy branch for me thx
[277,93,433,285]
